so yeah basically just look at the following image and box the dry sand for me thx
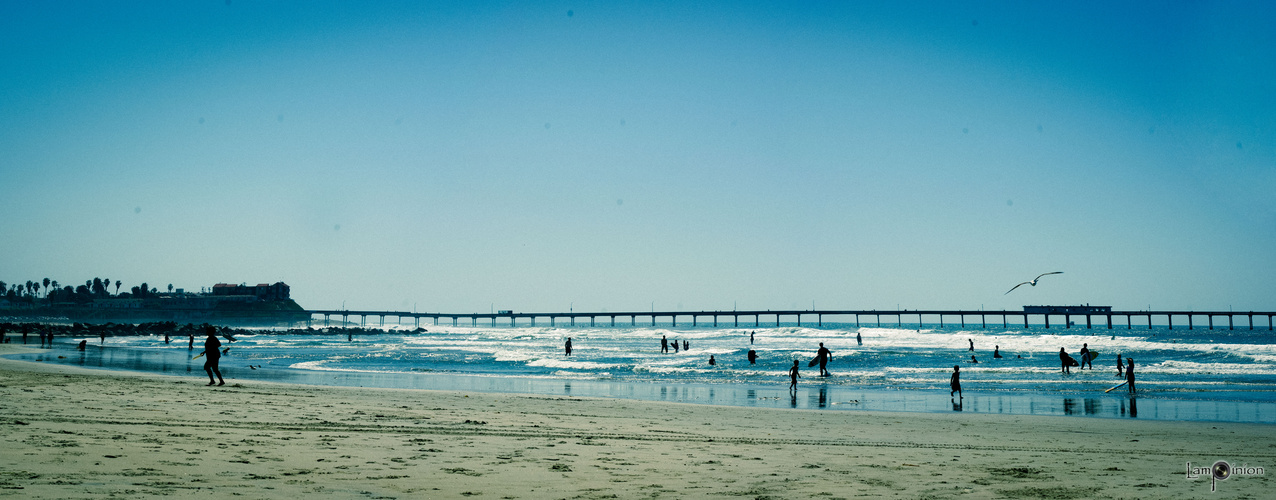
[0,344,1271,499]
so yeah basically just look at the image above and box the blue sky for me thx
[2,1,1273,313]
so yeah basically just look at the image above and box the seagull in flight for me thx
[1005,272,1063,295]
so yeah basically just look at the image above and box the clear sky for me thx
[2,1,1273,313]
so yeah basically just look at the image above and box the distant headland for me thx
[0,278,306,325]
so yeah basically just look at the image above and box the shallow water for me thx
[11,322,1276,423]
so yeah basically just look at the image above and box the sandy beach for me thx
[0,344,1270,499]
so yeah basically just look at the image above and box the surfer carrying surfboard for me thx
[1079,343,1092,370]
[1059,347,1075,374]
[815,343,832,376]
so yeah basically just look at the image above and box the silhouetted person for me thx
[816,342,832,376]
[683,340,688,351]
[1116,354,1124,378]
[1079,343,1091,370]
[100,331,105,344]
[708,355,715,366]
[789,360,800,392]
[204,326,224,386]
[22,325,29,344]
[950,365,962,398]
[856,332,862,346]
[1059,347,1072,374]
[564,337,572,356]
[970,355,978,364]
[188,334,194,349]
[968,339,974,351]
[661,335,668,353]
[1126,358,1135,394]
[165,333,170,344]
[77,340,87,351]
[747,349,757,365]
[47,329,53,345]
[672,340,679,353]
[993,345,1002,358]
[750,331,754,344]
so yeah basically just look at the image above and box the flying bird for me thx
[1005,272,1063,295]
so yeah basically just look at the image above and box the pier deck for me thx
[305,308,1276,331]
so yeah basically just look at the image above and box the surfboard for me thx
[1082,351,1099,363]
[1104,380,1128,393]
[192,352,205,360]
[1065,355,1079,367]
[807,357,819,367]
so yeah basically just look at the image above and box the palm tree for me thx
[115,280,121,295]
[42,278,50,297]
[0,281,7,295]
[26,281,34,297]
[167,284,174,293]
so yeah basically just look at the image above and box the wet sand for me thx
[0,344,1271,499]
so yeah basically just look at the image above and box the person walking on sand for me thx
[816,342,833,376]
[1079,343,1091,370]
[1115,354,1124,378]
[1059,347,1072,374]
[789,360,801,393]
[950,365,962,398]
[203,326,225,386]
[661,335,668,353]
[564,337,572,356]
[1126,358,1135,394]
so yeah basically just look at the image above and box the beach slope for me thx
[0,345,1270,499]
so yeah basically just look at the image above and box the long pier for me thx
[305,308,1276,331]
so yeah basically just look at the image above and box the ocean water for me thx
[12,322,1276,423]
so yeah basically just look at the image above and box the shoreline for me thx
[8,341,1276,424]
[1,343,1273,498]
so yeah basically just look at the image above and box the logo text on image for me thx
[1186,460,1265,492]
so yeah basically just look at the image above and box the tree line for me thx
[0,277,175,306]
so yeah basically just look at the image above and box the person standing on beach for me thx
[789,360,800,392]
[683,340,689,351]
[188,334,194,349]
[203,326,224,386]
[968,339,974,351]
[950,365,962,398]
[857,332,862,346]
[750,331,754,345]
[1059,347,1072,374]
[816,342,832,376]
[564,337,572,356]
[672,340,679,353]
[1078,343,1091,370]
[100,331,105,344]
[661,335,668,353]
[1115,354,1124,378]
[1126,358,1135,394]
